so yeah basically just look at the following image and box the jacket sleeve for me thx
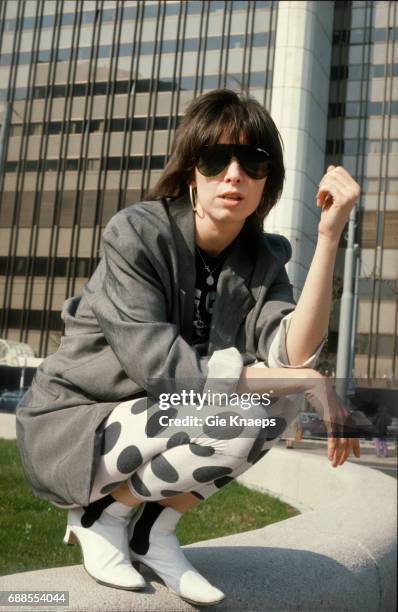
[85,215,244,396]
[255,265,297,366]
[267,311,326,368]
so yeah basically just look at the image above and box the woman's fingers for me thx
[327,437,335,461]
[316,166,360,209]
[317,183,347,209]
[332,440,346,467]
[338,440,351,466]
[327,437,361,467]
[328,437,340,465]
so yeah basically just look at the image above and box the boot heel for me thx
[63,508,145,589]
[63,526,77,545]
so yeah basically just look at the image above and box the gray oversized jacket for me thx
[16,195,305,506]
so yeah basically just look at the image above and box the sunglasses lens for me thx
[238,147,269,179]
[196,147,229,177]
[196,145,269,179]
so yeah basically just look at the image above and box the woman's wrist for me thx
[316,231,340,252]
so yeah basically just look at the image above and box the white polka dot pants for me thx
[90,395,294,503]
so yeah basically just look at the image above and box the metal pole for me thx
[336,208,357,401]
[349,246,360,387]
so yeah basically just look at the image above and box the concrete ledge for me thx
[1,449,396,611]
[0,413,16,439]
[236,449,397,611]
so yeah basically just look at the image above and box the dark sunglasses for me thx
[196,144,270,180]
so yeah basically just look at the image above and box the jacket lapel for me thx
[207,227,283,353]
[166,196,196,342]
[207,232,256,353]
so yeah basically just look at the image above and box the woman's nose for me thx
[224,157,243,181]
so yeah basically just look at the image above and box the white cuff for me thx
[268,312,326,369]
[203,347,243,395]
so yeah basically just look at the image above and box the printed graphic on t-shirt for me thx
[192,287,216,342]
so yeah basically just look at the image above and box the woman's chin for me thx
[207,207,249,225]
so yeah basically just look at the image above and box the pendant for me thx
[206,274,215,286]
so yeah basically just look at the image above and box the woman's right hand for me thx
[238,366,361,466]
[327,436,361,468]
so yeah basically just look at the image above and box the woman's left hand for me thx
[327,436,361,468]
[316,165,361,243]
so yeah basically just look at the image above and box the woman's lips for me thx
[217,195,243,205]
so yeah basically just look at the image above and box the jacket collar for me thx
[165,194,279,352]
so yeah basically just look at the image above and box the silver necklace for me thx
[196,247,224,286]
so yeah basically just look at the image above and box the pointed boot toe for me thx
[129,502,224,605]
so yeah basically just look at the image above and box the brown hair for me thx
[146,89,285,227]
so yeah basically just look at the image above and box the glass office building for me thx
[0,1,396,379]
[326,1,397,379]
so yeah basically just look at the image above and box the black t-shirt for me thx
[191,243,235,356]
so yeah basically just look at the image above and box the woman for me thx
[16,89,360,606]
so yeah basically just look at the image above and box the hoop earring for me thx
[189,185,198,212]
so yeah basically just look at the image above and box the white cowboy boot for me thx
[129,502,225,605]
[64,496,145,590]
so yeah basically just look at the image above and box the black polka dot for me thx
[151,454,179,483]
[145,408,178,437]
[247,433,266,463]
[160,490,183,497]
[214,476,234,489]
[100,480,125,495]
[252,449,269,465]
[131,398,148,415]
[203,411,245,439]
[130,473,151,497]
[193,466,233,483]
[116,445,143,474]
[101,421,121,455]
[167,432,190,448]
[189,443,215,456]
[190,491,205,500]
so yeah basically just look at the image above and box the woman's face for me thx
[191,135,267,226]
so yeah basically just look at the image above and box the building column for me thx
[266,1,335,298]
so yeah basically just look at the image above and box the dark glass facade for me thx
[0,0,277,356]
[326,0,397,378]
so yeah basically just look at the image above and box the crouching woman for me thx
[16,89,360,606]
